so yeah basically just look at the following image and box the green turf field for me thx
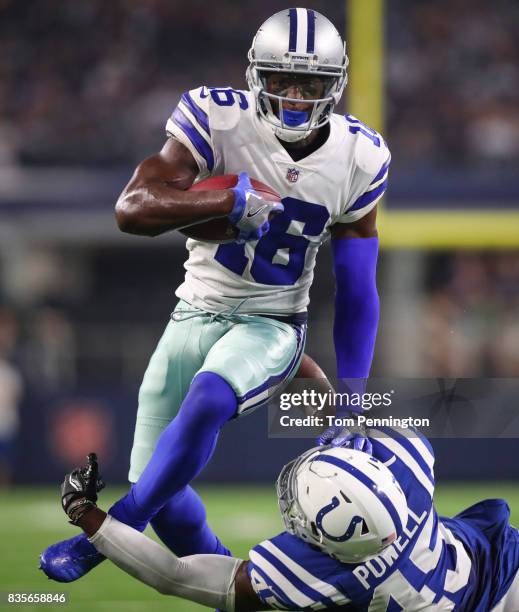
[1,483,518,611]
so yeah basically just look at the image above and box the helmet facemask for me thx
[246,50,348,143]
[276,447,325,541]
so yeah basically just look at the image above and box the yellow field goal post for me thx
[346,0,519,249]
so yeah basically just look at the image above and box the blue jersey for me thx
[248,427,519,611]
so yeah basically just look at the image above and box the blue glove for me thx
[317,425,373,455]
[229,172,284,243]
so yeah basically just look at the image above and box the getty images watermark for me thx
[269,378,519,439]
[277,389,430,430]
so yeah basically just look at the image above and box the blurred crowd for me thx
[386,0,519,170]
[0,0,340,167]
[1,0,518,170]
[421,252,519,377]
[0,302,76,484]
[0,250,517,389]
[1,1,517,486]
[0,307,23,485]
[1,247,518,484]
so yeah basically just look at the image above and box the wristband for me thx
[67,498,97,526]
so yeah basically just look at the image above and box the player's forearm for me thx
[77,506,107,536]
[86,514,241,610]
[115,183,235,237]
[333,237,380,378]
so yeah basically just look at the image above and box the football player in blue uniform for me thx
[41,9,385,581]
[58,430,519,611]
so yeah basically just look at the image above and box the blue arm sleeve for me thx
[332,236,379,379]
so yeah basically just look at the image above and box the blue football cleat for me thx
[39,533,105,582]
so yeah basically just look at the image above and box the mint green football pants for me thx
[129,301,306,482]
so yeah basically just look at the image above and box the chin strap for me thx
[273,121,312,143]
[275,131,311,143]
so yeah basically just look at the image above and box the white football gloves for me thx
[229,172,284,242]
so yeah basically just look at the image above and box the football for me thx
[180,174,281,243]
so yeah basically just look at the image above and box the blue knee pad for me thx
[110,372,237,528]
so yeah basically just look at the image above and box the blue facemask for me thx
[282,109,309,127]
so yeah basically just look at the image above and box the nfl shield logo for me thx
[286,167,300,183]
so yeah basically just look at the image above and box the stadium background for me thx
[0,1,518,609]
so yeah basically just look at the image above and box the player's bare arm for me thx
[232,561,272,611]
[115,138,235,236]
[330,205,378,240]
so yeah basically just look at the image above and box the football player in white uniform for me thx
[57,430,519,611]
[41,8,388,582]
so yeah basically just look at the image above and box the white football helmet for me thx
[246,8,348,142]
[277,447,408,563]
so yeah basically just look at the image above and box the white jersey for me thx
[166,86,390,315]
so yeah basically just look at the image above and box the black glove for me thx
[61,453,105,525]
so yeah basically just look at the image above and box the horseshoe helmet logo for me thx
[315,496,365,542]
